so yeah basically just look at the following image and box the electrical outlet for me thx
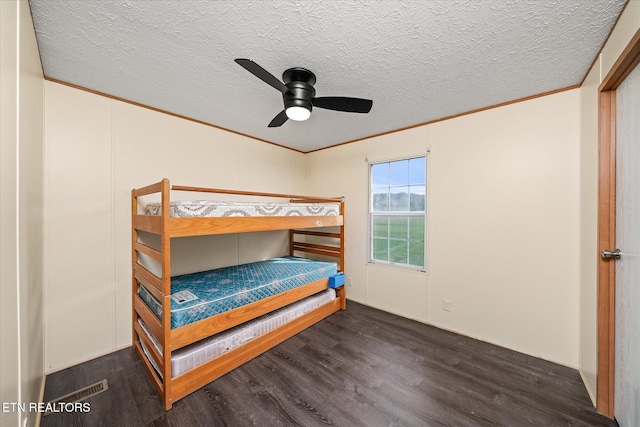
[442,299,451,312]
[347,277,353,287]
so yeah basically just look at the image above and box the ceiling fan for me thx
[235,59,373,127]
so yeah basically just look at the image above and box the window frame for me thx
[368,154,427,272]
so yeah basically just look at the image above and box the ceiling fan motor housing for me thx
[283,68,316,113]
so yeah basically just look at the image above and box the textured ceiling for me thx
[29,0,626,152]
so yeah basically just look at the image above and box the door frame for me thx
[597,28,640,418]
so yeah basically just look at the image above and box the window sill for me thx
[367,261,427,275]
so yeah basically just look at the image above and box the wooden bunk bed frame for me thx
[131,178,345,410]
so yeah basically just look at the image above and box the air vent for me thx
[43,379,108,416]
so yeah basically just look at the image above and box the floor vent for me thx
[43,379,108,416]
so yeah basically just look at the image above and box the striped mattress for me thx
[145,200,339,218]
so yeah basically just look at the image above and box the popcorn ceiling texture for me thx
[29,0,626,152]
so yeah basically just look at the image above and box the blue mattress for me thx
[137,256,337,329]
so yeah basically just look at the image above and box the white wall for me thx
[307,89,581,367]
[43,82,305,372]
[1,3,21,425]
[305,128,430,322]
[0,1,44,426]
[578,0,640,406]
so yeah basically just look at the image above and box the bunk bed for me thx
[131,179,345,410]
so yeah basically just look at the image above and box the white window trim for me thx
[367,153,429,273]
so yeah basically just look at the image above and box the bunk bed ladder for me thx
[159,178,172,408]
[131,178,173,409]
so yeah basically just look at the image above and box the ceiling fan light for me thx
[286,106,311,121]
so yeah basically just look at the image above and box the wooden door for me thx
[612,60,640,427]
[597,29,640,419]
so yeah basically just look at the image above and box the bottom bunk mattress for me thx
[138,288,336,378]
[137,256,338,329]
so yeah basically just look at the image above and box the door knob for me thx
[601,249,621,260]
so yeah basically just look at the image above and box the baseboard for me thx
[579,369,597,407]
[34,375,46,427]
[44,344,132,375]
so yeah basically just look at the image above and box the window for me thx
[370,156,426,269]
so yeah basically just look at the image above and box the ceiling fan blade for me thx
[268,110,288,127]
[235,59,289,94]
[312,97,373,113]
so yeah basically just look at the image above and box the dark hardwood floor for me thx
[42,302,618,427]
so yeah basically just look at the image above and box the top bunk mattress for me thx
[137,256,337,329]
[145,200,340,218]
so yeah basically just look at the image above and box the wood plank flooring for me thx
[42,302,618,426]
